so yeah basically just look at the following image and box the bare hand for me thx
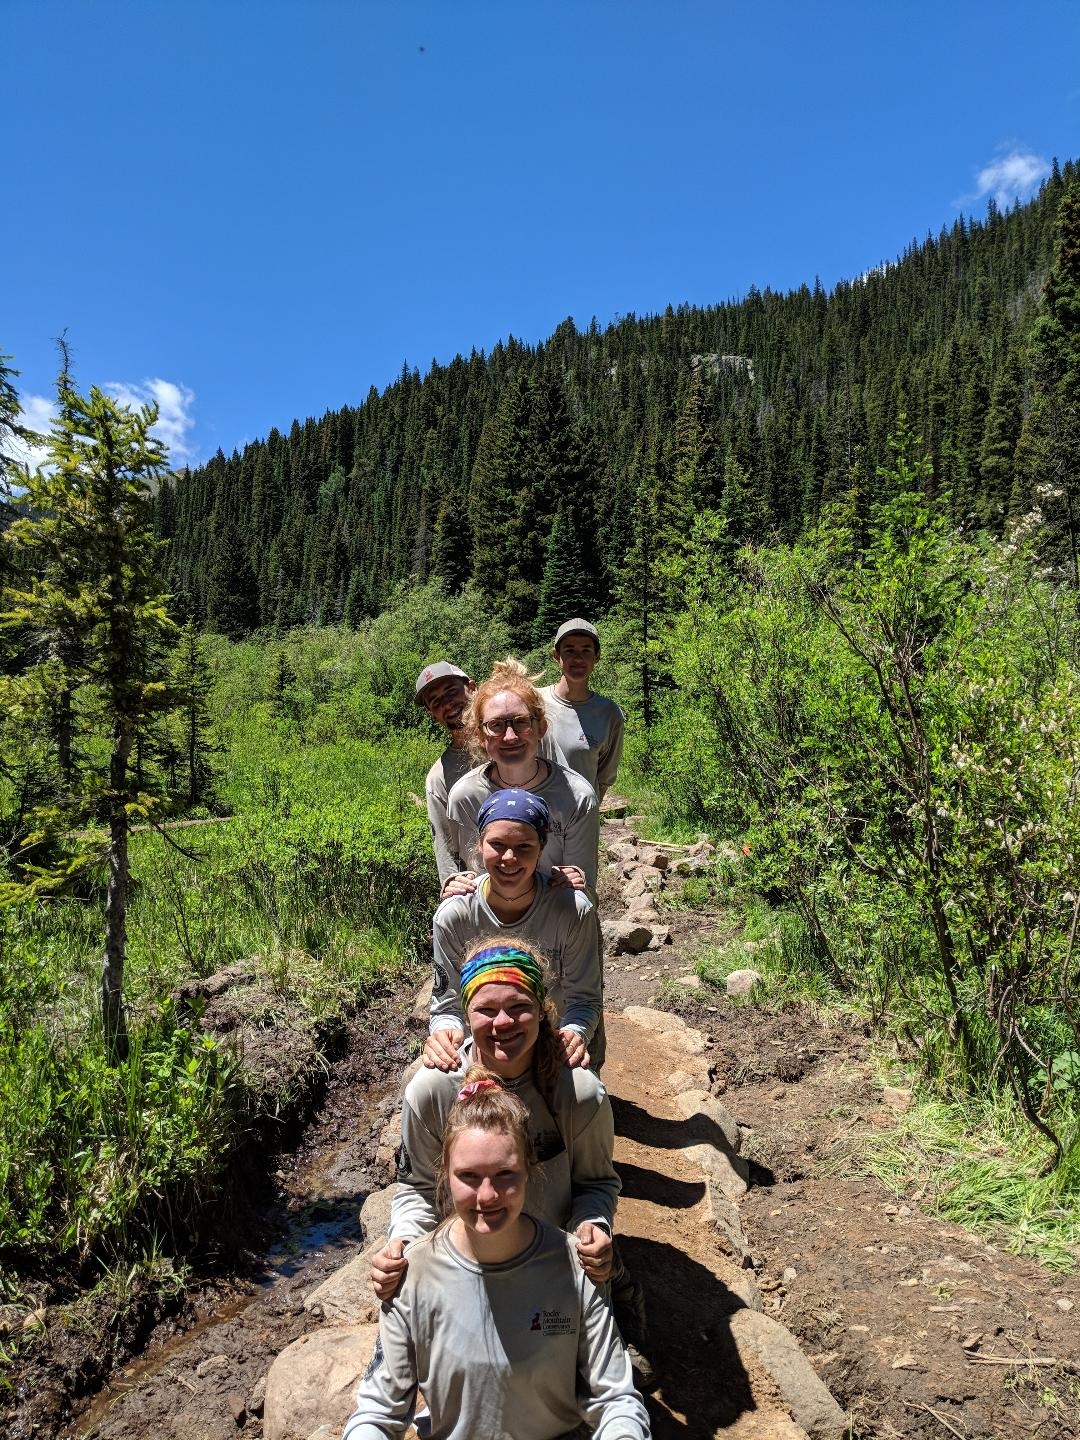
[370,1238,408,1300]
[575,1222,613,1283]
[423,1027,464,1070]
[548,865,586,890]
[558,1027,590,1069]
[441,871,479,898]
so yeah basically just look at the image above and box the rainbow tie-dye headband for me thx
[460,944,546,1011]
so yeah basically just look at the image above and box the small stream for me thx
[73,1036,403,1440]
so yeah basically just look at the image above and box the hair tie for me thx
[458,1077,501,1102]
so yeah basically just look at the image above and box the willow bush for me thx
[657,436,1080,1162]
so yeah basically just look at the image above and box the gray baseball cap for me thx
[553,618,600,649]
[414,661,470,705]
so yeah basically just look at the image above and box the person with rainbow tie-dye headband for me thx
[370,936,655,1393]
[373,935,616,1298]
[424,787,602,1073]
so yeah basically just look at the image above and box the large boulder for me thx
[601,920,656,954]
[263,1323,378,1440]
[304,1239,386,1324]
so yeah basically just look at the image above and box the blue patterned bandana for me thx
[476,788,550,844]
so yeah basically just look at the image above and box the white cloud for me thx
[3,392,56,473]
[107,377,198,466]
[4,379,197,477]
[968,147,1050,209]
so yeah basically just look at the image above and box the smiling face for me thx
[480,819,542,894]
[479,689,545,770]
[554,634,599,690]
[447,1125,527,1238]
[421,676,474,733]
[467,981,541,1077]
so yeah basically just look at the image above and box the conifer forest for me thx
[2,158,1080,1431]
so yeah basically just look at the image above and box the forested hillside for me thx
[162,160,1078,645]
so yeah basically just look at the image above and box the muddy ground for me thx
[6,816,1080,1439]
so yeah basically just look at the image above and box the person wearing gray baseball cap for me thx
[415,662,478,886]
[541,621,624,801]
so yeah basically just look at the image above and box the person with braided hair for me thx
[344,1067,651,1440]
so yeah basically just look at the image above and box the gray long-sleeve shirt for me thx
[430,875,601,1048]
[342,1219,651,1440]
[446,760,600,887]
[424,745,477,886]
[390,1039,620,1242]
[540,687,625,798]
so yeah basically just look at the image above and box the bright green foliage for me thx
[658,424,1080,1161]
[359,579,513,728]
[0,910,242,1265]
[0,375,177,1058]
[0,635,438,1273]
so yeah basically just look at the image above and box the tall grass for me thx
[1,708,438,1273]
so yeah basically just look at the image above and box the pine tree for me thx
[468,370,532,614]
[205,521,260,636]
[534,503,600,646]
[172,620,216,808]
[977,354,1023,530]
[0,372,177,1059]
[1016,176,1080,582]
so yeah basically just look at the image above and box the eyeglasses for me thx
[481,715,535,737]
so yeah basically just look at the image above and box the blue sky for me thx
[4,0,1079,470]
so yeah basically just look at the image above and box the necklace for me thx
[494,758,543,789]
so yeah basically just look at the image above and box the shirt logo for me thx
[433,962,449,996]
[529,1308,574,1336]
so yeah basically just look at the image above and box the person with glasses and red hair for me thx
[444,658,600,896]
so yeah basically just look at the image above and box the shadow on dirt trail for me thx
[621,1235,756,1436]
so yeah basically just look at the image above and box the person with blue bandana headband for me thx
[425,787,603,1073]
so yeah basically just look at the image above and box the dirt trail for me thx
[602,1011,834,1438]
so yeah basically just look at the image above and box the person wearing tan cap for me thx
[415,662,478,887]
[540,620,624,801]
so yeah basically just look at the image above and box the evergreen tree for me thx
[1019,176,1080,583]
[205,521,260,636]
[534,503,601,646]
[0,374,176,1059]
[977,355,1023,529]
[468,369,532,617]
[172,620,216,807]
[431,497,472,592]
